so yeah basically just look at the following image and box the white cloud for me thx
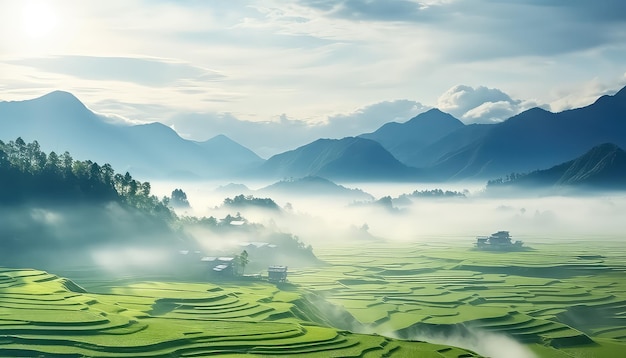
[437,85,515,116]
[325,100,430,134]
[437,85,540,124]
[462,101,520,124]
[549,74,626,112]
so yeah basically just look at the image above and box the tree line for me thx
[0,137,173,220]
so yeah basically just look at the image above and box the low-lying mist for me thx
[402,326,537,358]
[10,179,621,278]
[152,180,626,247]
[0,202,182,274]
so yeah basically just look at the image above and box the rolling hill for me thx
[258,176,374,201]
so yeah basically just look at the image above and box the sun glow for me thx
[21,1,58,39]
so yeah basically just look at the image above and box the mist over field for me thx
[151,180,626,246]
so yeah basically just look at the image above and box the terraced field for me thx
[2,237,624,357]
[289,238,626,357]
[0,267,480,357]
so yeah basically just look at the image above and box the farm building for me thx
[202,256,236,276]
[268,266,288,283]
[475,231,524,251]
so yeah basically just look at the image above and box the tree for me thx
[170,188,190,208]
[45,151,60,175]
[101,163,114,186]
[236,250,249,276]
[60,151,74,176]
[141,182,151,197]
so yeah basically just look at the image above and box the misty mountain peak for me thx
[406,108,463,126]
[35,90,87,110]
[203,134,238,146]
[502,106,552,125]
[359,108,464,163]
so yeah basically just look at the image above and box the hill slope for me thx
[488,143,626,190]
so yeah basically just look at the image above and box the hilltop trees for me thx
[0,137,173,221]
[170,188,190,208]
[222,194,280,210]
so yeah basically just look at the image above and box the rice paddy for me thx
[1,237,624,357]
[289,238,626,357]
[0,266,480,357]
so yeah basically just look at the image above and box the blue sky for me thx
[1,0,625,157]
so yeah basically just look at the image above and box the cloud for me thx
[437,85,540,124]
[549,74,626,112]
[325,100,430,134]
[502,0,626,22]
[294,0,626,61]
[7,56,225,87]
[462,101,521,124]
[300,0,433,22]
[437,85,515,116]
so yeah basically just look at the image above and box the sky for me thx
[1,0,626,157]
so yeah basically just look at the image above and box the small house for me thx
[202,256,236,276]
[475,231,523,251]
[268,265,288,283]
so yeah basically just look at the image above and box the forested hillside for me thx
[0,137,173,219]
[0,137,179,268]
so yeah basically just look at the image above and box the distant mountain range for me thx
[431,91,626,179]
[0,91,263,179]
[3,86,626,184]
[488,143,626,190]
[358,86,626,180]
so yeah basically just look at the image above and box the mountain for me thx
[195,135,264,172]
[359,108,465,165]
[255,137,421,181]
[402,123,493,168]
[0,91,263,179]
[258,176,374,201]
[430,86,626,180]
[488,143,626,190]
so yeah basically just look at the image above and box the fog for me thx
[404,327,536,358]
[7,179,623,277]
[151,180,626,246]
[0,202,182,274]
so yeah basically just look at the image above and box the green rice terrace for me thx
[1,237,625,357]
